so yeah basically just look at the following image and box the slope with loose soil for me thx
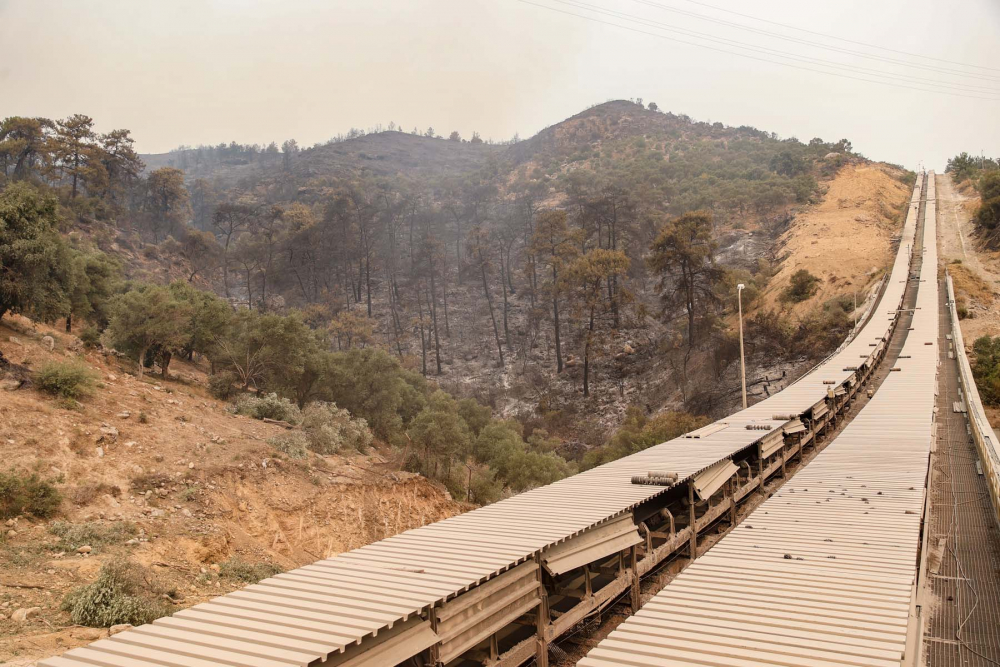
[0,317,464,666]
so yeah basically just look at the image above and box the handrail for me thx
[945,273,1000,527]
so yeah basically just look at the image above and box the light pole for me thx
[737,283,747,410]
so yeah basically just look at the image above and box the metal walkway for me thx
[923,179,1000,665]
[40,177,930,667]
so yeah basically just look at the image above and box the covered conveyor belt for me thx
[579,173,939,667]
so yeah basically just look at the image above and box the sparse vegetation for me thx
[301,401,373,454]
[266,432,309,459]
[782,269,821,303]
[229,392,302,423]
[0,470,62,519]
[583,407,710,470]
[971,336,1000,406]
[218,557,283,583]
[36,360,97,399]
[49,520,138,551]
[62,560,168,627]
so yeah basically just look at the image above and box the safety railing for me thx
[946,273,1000,527]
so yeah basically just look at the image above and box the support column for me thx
[535,556,549,667]
[630,544,640,611]
[688,482,698,559]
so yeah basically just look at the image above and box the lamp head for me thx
[737,283,745,291]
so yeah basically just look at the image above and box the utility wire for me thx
[553,0,1000,95]
[518,0,1000,101]
[631,0,1000,83]
[675,0,1000,74]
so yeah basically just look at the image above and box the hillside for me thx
[0,315,463,665]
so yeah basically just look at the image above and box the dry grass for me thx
[951,262,996,306]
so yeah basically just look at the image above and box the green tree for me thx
[144,167,190,242]
[562,248,630,396]
[323,348,427,442]
[50,114,98,200]
[0,116,54,181]
[0,183,71,322]
[408,390,471,478]
[648,211,723,346]
[66,251,121,332]
[103,285,192,378]
[972,335,1000,406]
[167,281,232,364]
[782,269,821,303]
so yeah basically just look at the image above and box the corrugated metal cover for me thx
[543,514,641,575]
[685,422,728,438]
[782,418,806,435]
[692,459,739,500]
[436,561,540,663]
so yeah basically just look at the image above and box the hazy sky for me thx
[2,0,998,169]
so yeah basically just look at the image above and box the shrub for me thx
[266,432,309,459]
[208,371,239,400]
[36,361,97,399]
[0,471,61,519]
[218,557,282,583]
[972,336,1000,406]
[781,269,821,303]
[62,560,168,627]
[301,402,373,454]
[49,520,138,551]
[229,392,301,423]
[79,327,102,349]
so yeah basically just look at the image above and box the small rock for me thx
[8,336,23,346]
[188,462,195,469]
[181,508,192,518]
[109,623,133,635]
[6,529,15,538]
[12,606,41,622]
[151,509,165,518]
[107,373,117,381]
[117,411,131,419]
[96,447,105,458]
[77,545,92,554]
[41,335,55,351]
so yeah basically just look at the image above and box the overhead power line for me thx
[517,0,1000,102]
[553,0,1000,95]
[675,0,1000,74]
[630,0,1000,83]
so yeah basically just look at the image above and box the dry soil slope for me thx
[0,317,463,665]
[758,163,912,318]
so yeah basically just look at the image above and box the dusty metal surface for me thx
[39,182,928,667]
[579,174,938,667]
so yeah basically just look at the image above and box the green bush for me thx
[266,432,309,459]
[972,336,1000,406]
[36,361,97,399]
[218,557,282,583]
[62,560,168,627]
[781,269,821,303]
[0,471,61,519]
[208,371,239,400]
[301,402,373,454]
[229,392,301,423]
[79,327,102,349]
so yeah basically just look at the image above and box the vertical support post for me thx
[489,634,498,662]
[688,482,698,559]
[584,564,593,597]
[630,544,640,611]
[428,608,441,666]
[728,478,737,524]
[758,457,765,495]
[534,555,549,667]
